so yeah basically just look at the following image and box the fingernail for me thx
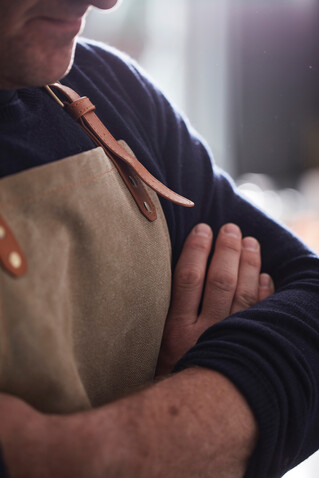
[243,237,259,251]
[259,274,271,288]
[223,223,241,237]
[194,223,212,237]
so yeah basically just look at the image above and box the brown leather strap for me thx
[0,215,27,277]
[47,85,157,221]
[48,82,194,210]
[67,97,96,120]
[77,116,157,222]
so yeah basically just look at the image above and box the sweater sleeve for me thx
[162,103,319,477]
[132,63,319,477]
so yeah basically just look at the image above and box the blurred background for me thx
[83,0,319,256]
[82,1,319,476]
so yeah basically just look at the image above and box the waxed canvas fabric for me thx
[0,146,171,413]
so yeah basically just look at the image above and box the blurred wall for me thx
[83,0,319,185]
[228,1,319,184]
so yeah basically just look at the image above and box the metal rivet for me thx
[9,251,22,269]
[143,201,152,214]
[128,175,138,187]
[0,226,5,239]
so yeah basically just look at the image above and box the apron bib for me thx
[0,145,171,413]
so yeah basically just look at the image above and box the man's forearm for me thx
[1,368,257,478]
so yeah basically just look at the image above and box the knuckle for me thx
[219,235,242,254]
[208,271,237,293]
[176,266,203,289]
[187,236,210,253]
[242,253,261,269]
[236,290,258,309]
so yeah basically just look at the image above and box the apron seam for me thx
[0,166,116,211]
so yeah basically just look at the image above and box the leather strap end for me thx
[144,181,195,208]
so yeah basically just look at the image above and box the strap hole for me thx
[0,226,6,239]
[143,201,152,214]
[128,175,138,187]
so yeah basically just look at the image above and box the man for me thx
[0,1,318,477]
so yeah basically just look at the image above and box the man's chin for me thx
[42,58,74,86]
[0,36,77,89]
[32,41,77,87]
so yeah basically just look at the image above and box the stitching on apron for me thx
[0,166,116,211]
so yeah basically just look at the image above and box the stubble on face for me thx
[0,0,116,89]
[0,27,79,89]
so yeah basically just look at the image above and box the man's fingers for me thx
[258,273,275,301]
[169,223,213,321]
[158,223,275,376]
[201,223,242,324]
[230,237,261,314]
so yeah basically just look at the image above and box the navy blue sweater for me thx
[1,40,319,478]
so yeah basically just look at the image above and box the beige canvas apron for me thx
[0,144,172,413]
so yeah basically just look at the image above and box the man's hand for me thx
[157,223,274,376]
[0,223,270,478]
